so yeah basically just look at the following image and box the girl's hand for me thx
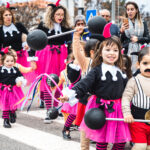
[74,26,84,36]
[60,95,69,103]
[120,23,129,33]
[30,61,37,70]
[16,81,22,87]
[24,44,30,51]
[124,115,134,123]
[131,36,138,43]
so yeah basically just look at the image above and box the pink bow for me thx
[3,85,12,91]
[2,47,9,54]
[100,99,111,109]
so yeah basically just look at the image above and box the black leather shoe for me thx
[10,112,16,123]
[62,130,71,140]
[3,119,11,128]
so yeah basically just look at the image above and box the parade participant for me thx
[60,36,131,150]
[61,57,81,140]
[0,6,29,67]
[74,15,90,41]
[122,47,150,150]
[120,1,150,73]
[32,0,72,123]
[0,47,26,128]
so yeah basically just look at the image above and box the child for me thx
[0,47,26,128]
[61,57,81,139]
[60,36,131,150]
[122,47,150,150]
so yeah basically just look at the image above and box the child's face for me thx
[101,44,119,65]
[4,55,15,68]
[139,54,150,78]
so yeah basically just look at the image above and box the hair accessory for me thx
[56,0,61,7]
[103,22,112,38]
[3,47,9,54]
[6,2,10,8]
[47,0,61,8]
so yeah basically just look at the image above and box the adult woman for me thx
[33,1,72,123]
[120,1,150,73]
[0,6,29,67]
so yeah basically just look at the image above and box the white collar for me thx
[1,66,16,74]
[3,23,20,37]
[101,63,126,81]
[53,23,62,35]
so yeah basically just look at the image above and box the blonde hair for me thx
[44,5,71,29]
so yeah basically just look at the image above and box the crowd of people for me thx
[0,1,150,150]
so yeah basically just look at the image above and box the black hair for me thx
[84,39,98,57]
[138,47,150,63]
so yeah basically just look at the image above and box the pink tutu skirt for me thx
[35,44,68,77]
[16,49,30,67]
[0,84,24,111]
[80,95,131,143]
[61,102,78,115]
[16,49,35,85]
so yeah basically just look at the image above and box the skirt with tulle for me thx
[35,44,68,76]
[16,49,30,67]
[0,84,24,111]
[80,95,131,143]
[61,102,78,115]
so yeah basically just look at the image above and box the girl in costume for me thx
[122,47,150,150]
[61,56,81,140]
[0,47,26,128]
[0,4,29,67]
[32,1,72,123]
[60,36,131,150]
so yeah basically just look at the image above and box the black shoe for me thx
[3,119,11,128]
[10,112,16,123]
[58,113,63,117]
[62,129,71,140]
[39,101,44,108]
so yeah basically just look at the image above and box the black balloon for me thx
[84,108,106,130]
[48,108,59,119]
[88,16,107,34]
[27,29,48,50]
[46,74,59,87]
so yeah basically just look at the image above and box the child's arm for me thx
[73,27,90,73]
[58,71,65,87]
[15,68,27,87]
[16,63,36,73]
[122,78,136,123]
[60,67,98,102]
